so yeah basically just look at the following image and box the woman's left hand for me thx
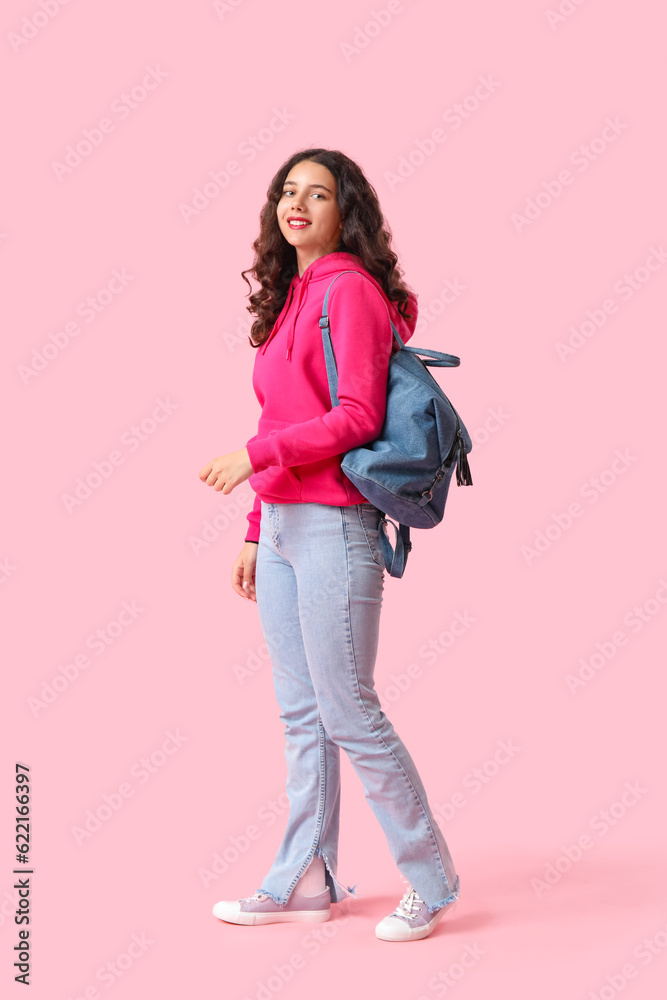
[199,447,254,494]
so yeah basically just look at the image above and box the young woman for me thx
[199,148,460,942]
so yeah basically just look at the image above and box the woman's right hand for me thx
[232,542,258,602]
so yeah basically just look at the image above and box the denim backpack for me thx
[319,270,473,578]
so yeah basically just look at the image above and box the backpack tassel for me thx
[455,430,473,487]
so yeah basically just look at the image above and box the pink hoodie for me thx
[243,251,418,543]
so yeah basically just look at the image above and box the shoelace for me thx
[245,891,270,902]
[392,887,424,921]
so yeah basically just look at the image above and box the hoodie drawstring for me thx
[259,258,415,362]
[285,269,313,361]
[260,268,314,361]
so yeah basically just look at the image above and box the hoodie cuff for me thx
[244,492,261,543]
[246,435,279,474]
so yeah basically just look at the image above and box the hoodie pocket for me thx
[251,463,302,499]
[249,419,304,499]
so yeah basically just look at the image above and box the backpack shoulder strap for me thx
[320,269,406,350]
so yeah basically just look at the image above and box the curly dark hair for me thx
[241,148,416,348]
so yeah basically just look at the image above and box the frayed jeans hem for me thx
[425,875,461,914]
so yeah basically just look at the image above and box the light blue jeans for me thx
[253,500,460,913]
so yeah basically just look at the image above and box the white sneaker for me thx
[212,884,331,926]
[375,887,458,942]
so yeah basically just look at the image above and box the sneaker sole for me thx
[375,899,458,942]
[212,905,331,926]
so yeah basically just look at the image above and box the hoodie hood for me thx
[260,251,417,361]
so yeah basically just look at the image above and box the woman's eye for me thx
[281,190,324,199]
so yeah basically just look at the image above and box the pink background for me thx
[3,1,666,997]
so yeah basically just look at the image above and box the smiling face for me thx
[276,160,343,274]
